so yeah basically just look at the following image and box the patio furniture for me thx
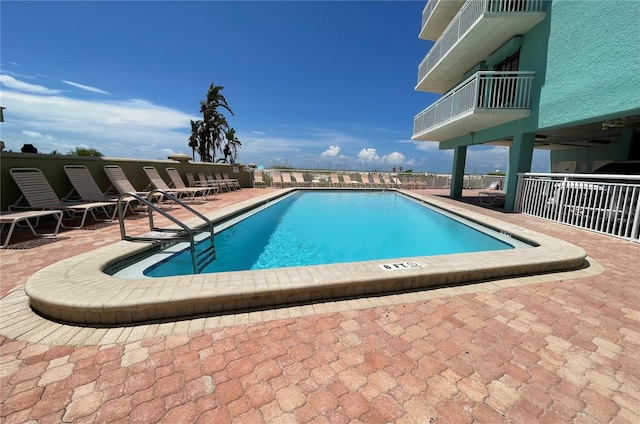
[166,168,216,198]
[103,165,153,197]
[281,172,295,187]
[214,173,240,191]
[360,173,372,188]
[203,174,225,193]
[0,210,64,248]
[478,190,506,206]
[254,171,266,188]
[271,170,283,188]
[213,174,231,192]
[293,172,309,187]
[223,173,242,190]
[371,173,385,188]
[342,174,361,187]
[9,168,116,229]
[330,173,343,187]
[143,166,210,201]
[64,165,142,214]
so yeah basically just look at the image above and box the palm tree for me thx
[188,120,200,160]
[189,83,234,162]
[219,128,242,163]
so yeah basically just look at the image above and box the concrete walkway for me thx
[1,188,638,423]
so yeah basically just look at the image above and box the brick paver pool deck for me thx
[1,188,638,423]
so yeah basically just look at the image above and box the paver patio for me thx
[1,188,638,423]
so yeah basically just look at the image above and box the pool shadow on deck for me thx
[428,191,510,213]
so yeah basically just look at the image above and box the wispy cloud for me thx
[0,75,60,94]
[62,80,110,95]
[22,130,56,141]
[1,77,196,158]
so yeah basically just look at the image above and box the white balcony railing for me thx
[516,173,640,241]
[413,71,534,137]
[421,0,439,28]
[417,0,546,86]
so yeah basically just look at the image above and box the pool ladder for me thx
[116,190,216,274]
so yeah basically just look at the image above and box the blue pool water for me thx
[142,191,522,277]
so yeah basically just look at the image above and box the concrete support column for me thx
[505,132,535,211]
[450,145,467,199]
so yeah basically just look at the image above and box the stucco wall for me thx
[538,0,640,129]
[0,153,251,210]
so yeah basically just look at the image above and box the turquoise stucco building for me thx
[412,0,640,210]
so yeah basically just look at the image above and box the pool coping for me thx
[25,188,587,325]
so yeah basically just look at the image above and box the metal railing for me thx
[417,0,546,85]
[421,0,439,28]
[117,190,217,273]
[413,71,534,137]
[516,173,640,241]
[256,169,507,191]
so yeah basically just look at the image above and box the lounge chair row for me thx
[253,171,415,189]
[1,165,236,248]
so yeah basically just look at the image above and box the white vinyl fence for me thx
[516,173,640,242]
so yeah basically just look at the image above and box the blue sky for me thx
[1,1,548,173]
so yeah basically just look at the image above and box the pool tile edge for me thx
[24,189,588,325]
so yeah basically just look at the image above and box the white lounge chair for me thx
[64,165,141,214]
[167,168,216,198]
[360,173,372,188]
[253,171,266,188]
[293,172,309,187]
[281,173,294,187]
[271,170,283,188]
[0,210,64,248]
[371,173,385,188]
[10,168,116,229]
[329,173,343,187]
[143,166,210,201]
[342,174,361,187]
[223,173,242,190]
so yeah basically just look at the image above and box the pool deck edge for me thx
[24,189,588,325]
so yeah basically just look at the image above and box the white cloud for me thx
[381,151,405,165]
[0,75,60,94]
[321,145,341,157]
[358,148,380,162]
[358,148,407,165]
[251,130,265,135]
[62,80,109,95]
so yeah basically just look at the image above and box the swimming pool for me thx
[128,191,529,278]
[25,188,587,325]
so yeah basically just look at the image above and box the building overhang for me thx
[419,0,465,41]
[416,11,545,94]
[413,109,531,142]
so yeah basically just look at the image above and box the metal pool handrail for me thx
[116,189,216,273]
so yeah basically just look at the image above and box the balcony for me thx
[419,0,466,41]
[412,71,534,142]
[416,0,545,93]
